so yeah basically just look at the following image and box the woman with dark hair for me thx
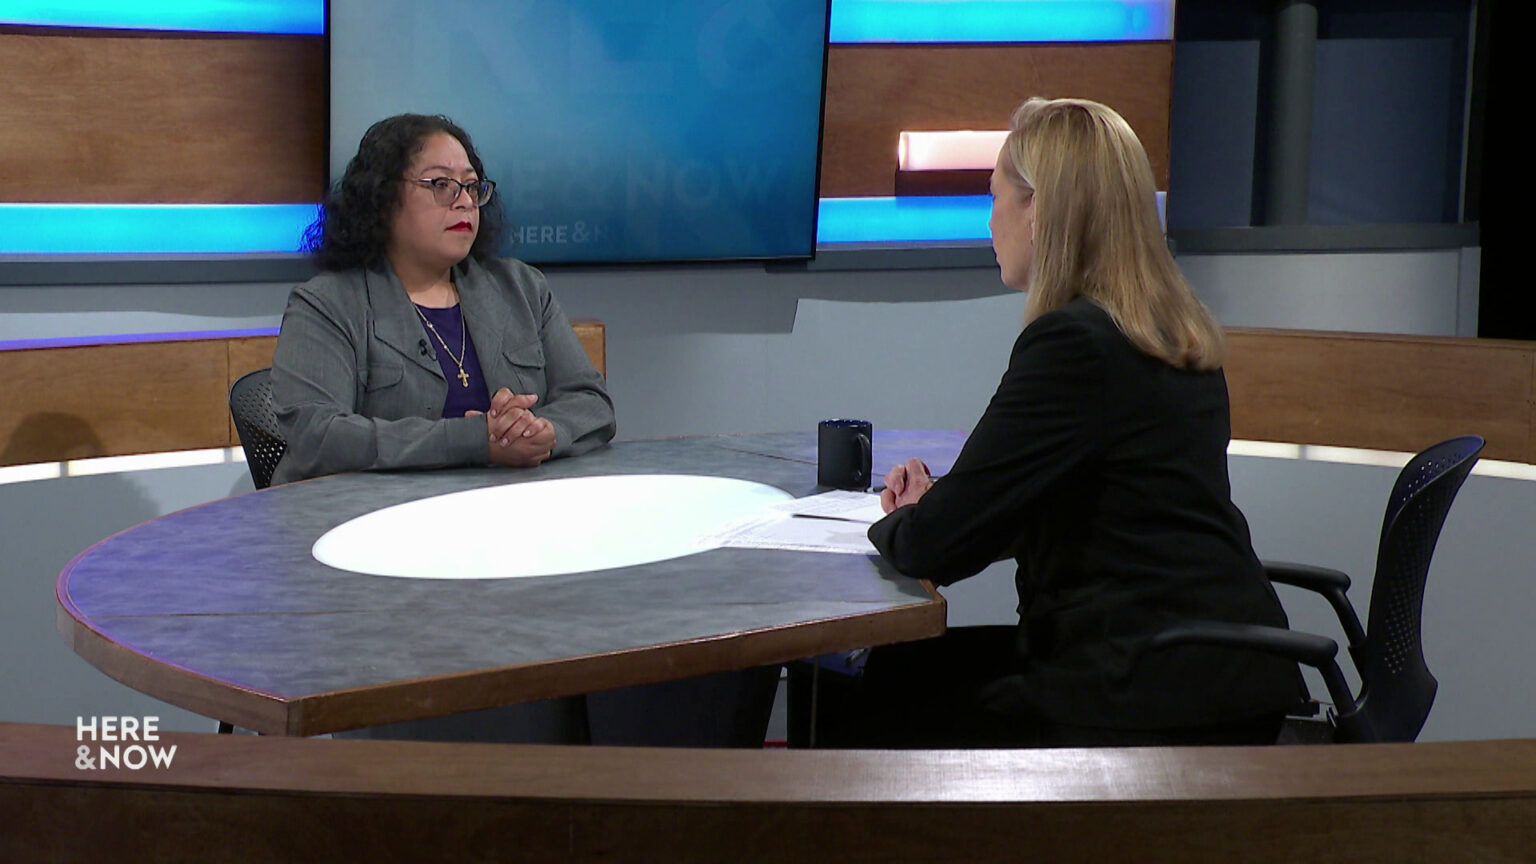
[839,98,1300,748]
[270,114,614,484]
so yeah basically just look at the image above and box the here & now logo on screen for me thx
[75,716,177,771]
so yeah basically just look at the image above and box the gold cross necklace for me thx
[414,302,471,388]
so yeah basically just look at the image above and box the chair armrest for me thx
[1262,560,1351,592]
[1144,620,1355,718]
[1146,620,1338,667]
[1261,561,1367,648]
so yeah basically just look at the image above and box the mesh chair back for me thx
[1341,435,1483,742]
[229,368,286,490]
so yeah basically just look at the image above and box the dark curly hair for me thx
[303,114,506,271]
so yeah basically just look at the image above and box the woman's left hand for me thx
[879,457,934,513]
[487,416,556,467]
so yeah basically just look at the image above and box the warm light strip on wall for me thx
[1302,445,1413,469]
[1227,440,1304,460]
[0,204,316,255]
[1228,441,1421,468]
[1225,441,1536,481]
[1469,460,1536,481]
[899,131,1009,171]
[830,0,1175,43]
[0,448,246,486]
[63,448,235,478]
[0,0,324,34]
[0,462,62,485]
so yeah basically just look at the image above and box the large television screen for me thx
[330,0,830,265]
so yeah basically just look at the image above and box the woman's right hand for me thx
[485,388,540,446]
[880,458,934,513]
[469,388,556,466]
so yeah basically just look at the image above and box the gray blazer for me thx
[269,257,615,484]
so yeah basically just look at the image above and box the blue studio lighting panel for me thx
[829,0,1173,43]
[818,197,993,244]
[0,0,323,34]
[0,204,318,255]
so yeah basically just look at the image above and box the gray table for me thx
[57,432,962,736]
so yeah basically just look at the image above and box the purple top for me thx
[414,303,490,418]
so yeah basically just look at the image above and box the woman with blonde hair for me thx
[846,98,1299,748]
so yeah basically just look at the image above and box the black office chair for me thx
[1146,434,1485,743]
[223,367,288,735]
[229,367,286,491]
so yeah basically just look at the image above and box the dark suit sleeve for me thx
[868,312,1106,584]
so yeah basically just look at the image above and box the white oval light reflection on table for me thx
[311,474,793,579]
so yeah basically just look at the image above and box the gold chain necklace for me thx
[414,303,471,388]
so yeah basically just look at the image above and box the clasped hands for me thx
[466,387,555,467]
[879,457,934,514]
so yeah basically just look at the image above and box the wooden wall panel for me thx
[0,28,325,203]
[1226,329,1536,464]
[1,328,1526,467]
[228,336,280,385]
[820,43,1173,198]
[0,324,608,468]
[227,336,280,446]
[1530,351,1536,465]
[571,319,606,379]
[0,341,229,465]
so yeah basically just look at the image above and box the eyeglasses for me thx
[406,177,496,207]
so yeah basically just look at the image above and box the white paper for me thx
[702,513,878,555]
[768,490,887,525]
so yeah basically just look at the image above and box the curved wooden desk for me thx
[56,432,958,736]
[3,722,1532,863]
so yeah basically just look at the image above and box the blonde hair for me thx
[1001,97,1224,370]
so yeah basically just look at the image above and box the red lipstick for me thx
[448,221,474,232]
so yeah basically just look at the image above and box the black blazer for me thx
[869,297,1299,729]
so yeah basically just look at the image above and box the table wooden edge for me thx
[57,570,945,736]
